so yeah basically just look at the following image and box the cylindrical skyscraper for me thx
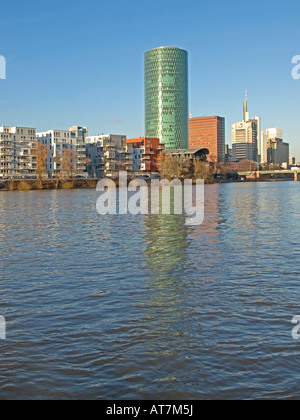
[145,47,189,150]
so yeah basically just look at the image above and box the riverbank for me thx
[1,176,297,192]
[0,178,99,192]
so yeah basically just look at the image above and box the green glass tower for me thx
[145,47,189,150]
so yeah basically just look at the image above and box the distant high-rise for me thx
[261,128,283,165]
[262,128,289,167]
[145,47,189,150]
[232,94,260,163]
[189,116,225,162]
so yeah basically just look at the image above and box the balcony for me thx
[105,163,116,171]
[104,150,116,159]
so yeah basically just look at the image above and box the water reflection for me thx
[142,215,189,338]
[1,183,300,399]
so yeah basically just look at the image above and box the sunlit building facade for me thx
[232,96,260,163]
[127,137,165,173]
[145,47,189,150]
[189,116,225,162]
[0,126,37,176]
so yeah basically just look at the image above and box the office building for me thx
[232,95,260,163]
[261,128,289,167]
[225,144,234,163]
[189,116,225,162]
[145,46,189,149]
[261,128,284,165]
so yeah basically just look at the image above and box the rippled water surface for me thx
[0,182,300,400]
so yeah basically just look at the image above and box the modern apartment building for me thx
[0,126,37,176]
[127,138,165,173]
[189,116,225,162]
[86,134,132,178]
[145,47,189,150]
[232,96,260,163]
[69,126,88,175]
[36,128,80,176]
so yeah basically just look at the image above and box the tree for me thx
[62,148,78,179]
[53,152,63,188]
[158,154,190,179]
[36,142,48,181]
[193,157,215,183]
[209,155,222,174]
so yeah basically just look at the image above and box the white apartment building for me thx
[86,134,133,178]
[0,126,37,176]
[69,126,88,175]
[36,129,77,176]
[86,134,126,148]
[36,126,88,176]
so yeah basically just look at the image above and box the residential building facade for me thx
[69,126,88,175]
[0,126,37,176]
[86,134,132,178]
[36,129,77,176]
[127,137,165,173]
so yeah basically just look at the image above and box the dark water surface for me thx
[0,182,300,400]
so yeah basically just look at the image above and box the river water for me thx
[0,182,300,400]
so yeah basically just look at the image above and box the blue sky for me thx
[1,0,300,158]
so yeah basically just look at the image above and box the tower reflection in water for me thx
[138,187,225,368]
[141,213,193,362]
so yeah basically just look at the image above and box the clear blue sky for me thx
[1,0,300,159]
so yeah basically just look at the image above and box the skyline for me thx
[1,0,300,158]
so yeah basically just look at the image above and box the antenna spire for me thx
[243,90,249,121]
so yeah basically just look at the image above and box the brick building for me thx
[127,138,165,173]
[189,116,225,162]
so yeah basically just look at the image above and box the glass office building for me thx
[145,47,189,150]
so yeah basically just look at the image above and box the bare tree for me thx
[53,152,63,188]
[158,154,193,179]
[193,157,214,183]
[36,142,48,181]
[62,148,78,179]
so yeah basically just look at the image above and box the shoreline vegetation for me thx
[0,178,99,192]
[0,175,296,192]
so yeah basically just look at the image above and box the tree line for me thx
[157,154,215,183]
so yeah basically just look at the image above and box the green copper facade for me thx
[145,47,189,150]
